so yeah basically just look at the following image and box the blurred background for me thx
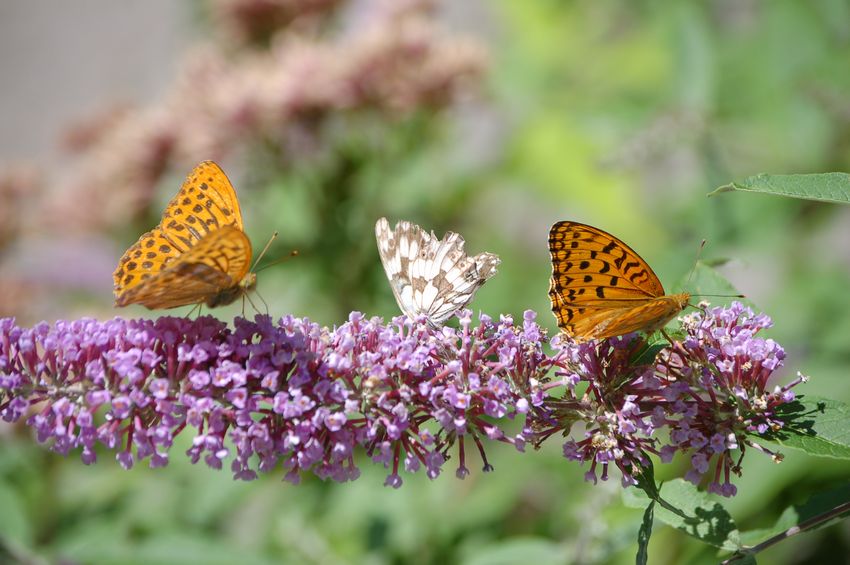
[2,0,850,563]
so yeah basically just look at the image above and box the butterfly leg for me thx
[254,288,270,316]
[243,291,263,317]
[186,303,202,320]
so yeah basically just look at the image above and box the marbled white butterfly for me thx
[375,217,500,325]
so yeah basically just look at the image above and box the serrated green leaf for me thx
[709,173,850,204]
[626,463,739,550]
[636,501,654,565]
[633,460,661,501]
[760,396,850,460]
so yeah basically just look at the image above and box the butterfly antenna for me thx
[685,239,707,288]
[251,231,279,272]
[254,249,299,274]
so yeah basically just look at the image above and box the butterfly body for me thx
[548,221,689,342]
[206,272,257,308]
[375,218,499,326]
[113,161,255,310]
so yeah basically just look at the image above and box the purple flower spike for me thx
[652,302,796,495]
[0,303,804,495]
[0,311,554,485]
[531,302,802,496]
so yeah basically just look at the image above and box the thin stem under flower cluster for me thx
[0,303,802,495]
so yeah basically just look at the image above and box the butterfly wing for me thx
[114,161,249,307]
[115,224,252,309]
[548,221,677,341]
[114,227,183,296]
[566,296,688,340]
[157,160,244,253]
[375,217,500,325]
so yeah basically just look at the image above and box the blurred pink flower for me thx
[212,0,343,46]
[0,164,41,252]
[48,0,486,232]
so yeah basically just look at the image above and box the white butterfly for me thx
[375,217,500,325]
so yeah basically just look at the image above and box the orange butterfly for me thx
[113,161,256,309]
[548,221,690,342]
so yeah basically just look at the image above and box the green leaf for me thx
[626,463,739,550]
[652,480,740,551]
[675,262,754,311]
[760,396,850,460]
[633,459,661,501]
[631,334,667,367]
[709,173,850,204]
[636,501,654,565]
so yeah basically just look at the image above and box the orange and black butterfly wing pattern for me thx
[115,226,252,309]
[113,161,250,308]
[548,221,676,341]
[567,295,688,340]
[114,227,183,298]
[156,160,244,251]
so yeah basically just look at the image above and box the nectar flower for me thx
[0,303,804,496]
[0,311,551,487]
[533,302,801,496]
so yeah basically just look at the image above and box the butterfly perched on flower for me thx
[113,161,256,310]
[375,217,500,325]
[548,221,690,342]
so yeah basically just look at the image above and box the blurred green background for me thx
[2,1,850,563]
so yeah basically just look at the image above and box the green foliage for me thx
[676,262,755,310]
[460,539,567,565]
[626,479,741,552]
[710,173,850,204]
[763,396,850,460]
[630,334,668,367]
[636,501,654,565]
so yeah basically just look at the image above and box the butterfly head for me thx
[241,272,257,293]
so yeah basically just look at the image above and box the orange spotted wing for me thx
[548,221,689,342]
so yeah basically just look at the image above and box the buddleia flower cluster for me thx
[0,303,803,495]
[533,301,803,496]
[0,311,550,487]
